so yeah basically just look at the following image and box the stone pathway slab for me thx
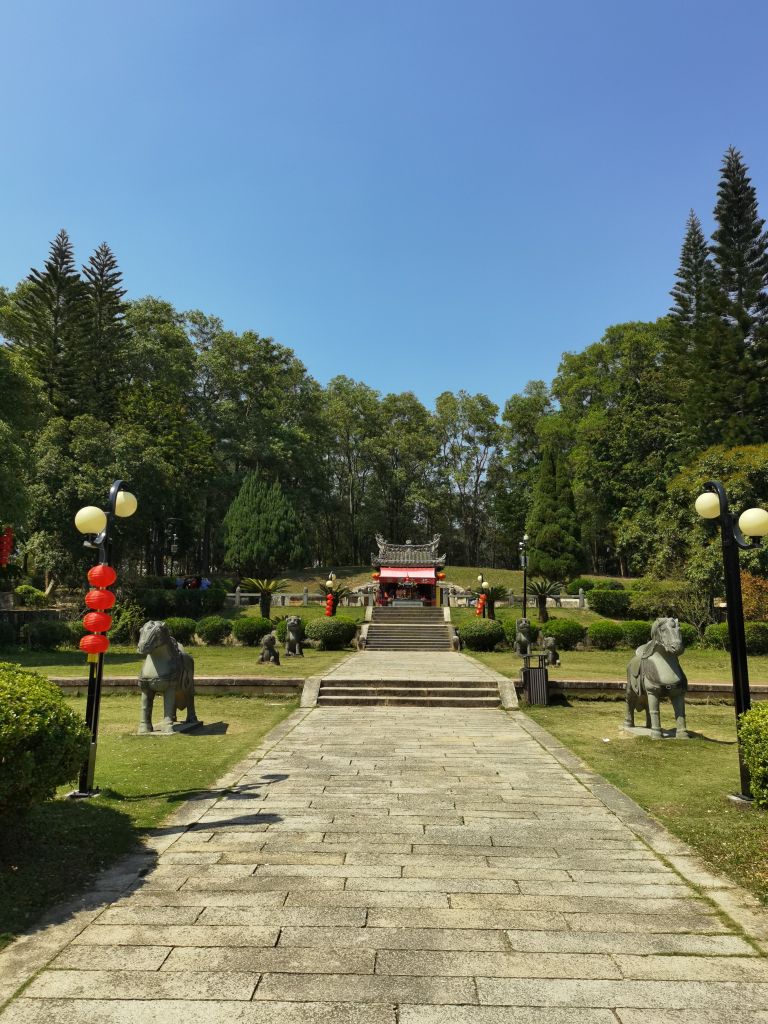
[1,707,767,1023]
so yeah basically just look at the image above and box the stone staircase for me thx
[364,606,453,652]
[313,608,503,708]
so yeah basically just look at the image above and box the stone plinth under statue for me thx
[624,617,689,739]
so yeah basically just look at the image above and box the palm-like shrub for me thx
[527,577,563,624]
[318,581,352,615]
[242,578,288,619]
[477,585,508,620]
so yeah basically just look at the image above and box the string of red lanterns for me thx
[79,563,117,659]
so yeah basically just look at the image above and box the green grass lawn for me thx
[523,700,768,904]
[0,694,297,949]
[468,646,768,683]
[450,607,605,628]
[4,645,354,679]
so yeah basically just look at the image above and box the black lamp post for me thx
[71,480,138,797]
[519,534,529,613]
[695,481,768,802]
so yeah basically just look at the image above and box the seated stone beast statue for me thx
[137,620,198,734]
[514,618,533,656]
[260,632,281,665]
[625,617,689,739]
[285,615,304,657]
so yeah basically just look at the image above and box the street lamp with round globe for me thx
[75,506,108,535]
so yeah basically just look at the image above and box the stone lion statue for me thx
[137,620,198,734]
[625,617,688,739]
[259,632,281,665]
[285,615,304,657]
[542,635,560,666]
[514,618,533,656]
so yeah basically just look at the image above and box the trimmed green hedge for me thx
[195,616,232,645]
[164,617,198,645]
[565,577,596,595]
[679,622,699,648]
[703,621,768,655]
[621,620,652,649]
[305,616,357,650]
[540,618,585,651]
[588,589,631,618]
[739,703,768,809]
[20,619,71,651]
[136,585,227,620]
[232,616,273,646]
[457,619,505,651]
[0,663,90,816]
[14,585,48,608]
[587,620,624,650]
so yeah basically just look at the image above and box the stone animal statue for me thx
[260,632,281,665]
[625,617,689,739]
[543,635,560,666]
[284,615,304,657]
[514,618,533,656]
[137,620,198,734]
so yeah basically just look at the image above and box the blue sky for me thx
[2,0,767,408]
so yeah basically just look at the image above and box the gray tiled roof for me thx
[372,534,447,567]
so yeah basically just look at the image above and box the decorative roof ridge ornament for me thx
[372,534,446,567]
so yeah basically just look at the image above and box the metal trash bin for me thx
[520,654,549,705]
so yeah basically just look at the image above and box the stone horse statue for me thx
[284,615,304,657]
[514,618,533,656]
[625,617,689,739]
[137,620,198,734]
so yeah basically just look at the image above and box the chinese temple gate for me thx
[371,534,446,606]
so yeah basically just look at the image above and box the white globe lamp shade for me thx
[695,492,721,519]
[115,490,138,517]
[738,507,768,538]
[325,579,334,588]
[483,581,490,590]
[75,506,107,535]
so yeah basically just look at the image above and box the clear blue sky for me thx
[2,0,767,408]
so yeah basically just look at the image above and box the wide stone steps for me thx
[317,692,500,707]
[365,613,454,652]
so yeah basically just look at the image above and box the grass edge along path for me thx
[522,699,768,906]
[0,694,298,950]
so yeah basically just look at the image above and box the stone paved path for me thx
[2,707,768,1023]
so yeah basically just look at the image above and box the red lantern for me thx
[88,564,117,587]
[83,611,112,633]
[85,589,116,611]
[79,634,110,654]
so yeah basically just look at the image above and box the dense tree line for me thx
[1,147,768,593]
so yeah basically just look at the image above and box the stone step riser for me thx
[317,697,501,707]
[320,689,499,698]
[319,679,493,688]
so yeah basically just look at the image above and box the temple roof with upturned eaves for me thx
[371,534,446,567]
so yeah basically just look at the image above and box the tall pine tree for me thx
[79,242,127,419]
[12,229,87,416]
[709,147,768,443]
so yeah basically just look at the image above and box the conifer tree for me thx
[670,211,714,339]
[527,441,583,580]
[13,229,86,415]
[223,471,307,576]
[708,147,768,443]
[80,243,127,418]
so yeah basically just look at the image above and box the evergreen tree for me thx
[526,439,583,580]
[670,211,714,338]
[80,243,127,419]
[223,471,307,576]
[12,230,86,416]
[709,147,768,443]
